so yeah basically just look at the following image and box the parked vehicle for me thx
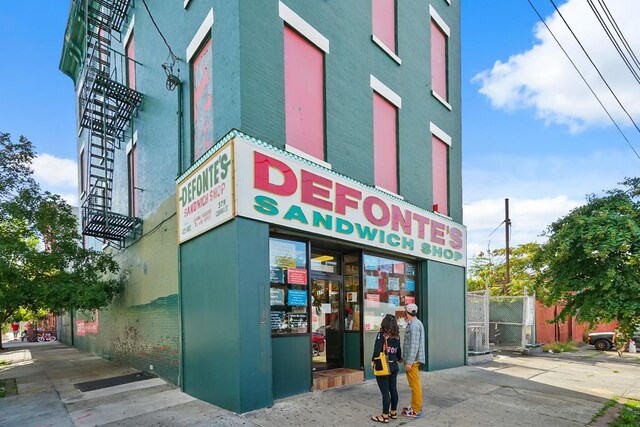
[312,333,325,356]
[586,332,640,351]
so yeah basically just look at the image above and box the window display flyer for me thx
[405,296,415,305]
[270,311,285,330]
[270,267,284,284]
[393,263,405,274]
[270,288,285,306]
[405,279,415,292]
[287,267,307,285]
[270,239,297,267]
[365,275,379,290]
[387,276,400,291]
[288,313,307,328]
[388,295,400,307]
[287,289,308,306]
[366,294,380,307]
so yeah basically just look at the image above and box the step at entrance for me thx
[313,368,363,391]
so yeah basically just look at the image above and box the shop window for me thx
[270,237,309,335]
[373,92,398,193]
[372,0,396,53]
[432,135,449,215]
[191,37,213,161]
[127,144,138,217]
[343,254,360,331]
[125,31,136,90]
[284,25,325,161]
[431,19,448,102]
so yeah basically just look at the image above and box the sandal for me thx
[371,415,389,423]
[389,411,398,420]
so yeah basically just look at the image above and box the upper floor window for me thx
[191,36,213,161]
[372,0,396,53]
[429,5,450,107]
[371,75,401,194]
[79,147,86,195]
[125,31,136,90]
[284,26,325,161]
[373,93,398,193]
[430,123,451,216]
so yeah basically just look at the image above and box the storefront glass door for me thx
[310,251,343,371]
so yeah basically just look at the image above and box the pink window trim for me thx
[126,33,136,90]
[284,26,325,160]
[128,146,138,217]
[191,37,214,161]
[80,148,86,194]
[431,20,447,101]
[372,0,396,52]
[373,92,397,193]
[432,135,448,216]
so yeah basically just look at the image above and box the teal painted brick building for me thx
[61,0,466,414]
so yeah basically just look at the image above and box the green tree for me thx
[468,242,540,296]
[534,178,640,355]
[0,132,122,349]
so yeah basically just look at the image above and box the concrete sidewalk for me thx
[2,339,639,426]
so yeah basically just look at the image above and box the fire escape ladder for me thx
[79,0,142,247]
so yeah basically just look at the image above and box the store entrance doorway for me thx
[310,250,344,371]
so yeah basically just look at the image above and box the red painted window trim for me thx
[431,20,447,101]
[372,0,396,52]
[432,135,448,216]
[284,26,325,160]
[128,146,138,217]
[373,92,398,193]
[125,32,136,90]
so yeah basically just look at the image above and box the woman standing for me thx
[371,314,402,423]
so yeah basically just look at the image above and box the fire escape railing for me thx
[78,0,143,248]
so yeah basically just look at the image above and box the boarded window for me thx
[191,37,213,161]
[372,0,396,52]
[128,145,138,217]
[431,21,447,101]
[284,26,325,160]
[373,92,397,193]
[125,32,136,90]
[432,135,448,215]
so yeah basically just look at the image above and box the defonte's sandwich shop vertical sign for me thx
[177,134,467,267]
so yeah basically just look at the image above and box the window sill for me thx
[184,0,192,9]
[285,145,332,170]
[431,90,452,111]
[375,185,404,200]
[371,35,402,65]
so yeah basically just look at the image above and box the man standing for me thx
[402,303,425,418]
[11,321,20,340]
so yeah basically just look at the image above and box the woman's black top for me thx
[372,332,402,372]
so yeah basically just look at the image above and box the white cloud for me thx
[32,153,77,188]
[464,195,583,259]
[472,0,640,132]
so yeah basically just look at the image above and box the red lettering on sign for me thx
[301,170,332,211]
[363,196,390,226]
[254,152,297,195]
[335,183,362,215]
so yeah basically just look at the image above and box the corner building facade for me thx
[61,0,465,413]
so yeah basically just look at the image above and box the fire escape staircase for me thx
[79,0,143,248]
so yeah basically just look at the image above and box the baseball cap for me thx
[405,303,418,316]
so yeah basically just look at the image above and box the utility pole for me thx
[505,198,511,285]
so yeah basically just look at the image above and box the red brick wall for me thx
[535,301,619,343]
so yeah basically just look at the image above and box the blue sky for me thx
[1,1,639,261]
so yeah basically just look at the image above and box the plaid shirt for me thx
[404,317,425,365]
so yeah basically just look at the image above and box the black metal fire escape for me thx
[79,0,143,248]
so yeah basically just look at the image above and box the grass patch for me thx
[0,379,5,398]
[542,342,578,353]
[591,397,618,423]
[611,399,640,427]
[0,360,10,367]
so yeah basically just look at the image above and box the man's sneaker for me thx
[404,408,422,418]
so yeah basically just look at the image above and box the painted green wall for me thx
[272,336,311,399]
[344,331,362,370]
[238,0,462,223]
[424,260,466,370]
[181,217,271,413]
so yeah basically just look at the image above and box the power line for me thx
[597,0,640,71]
[549,0,640,136]
[586,0,640,85]
[526,0,640,161]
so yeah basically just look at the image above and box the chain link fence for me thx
[467,289,490,353]
[467,288,536,355]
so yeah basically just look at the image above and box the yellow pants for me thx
[406,362,422,412]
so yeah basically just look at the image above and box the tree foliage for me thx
[0,132,122,348]
[468,242,540,296]
[534,178,640,352]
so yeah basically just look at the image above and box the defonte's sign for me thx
[177,134,467,267]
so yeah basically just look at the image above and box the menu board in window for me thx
[269,237,309,334]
